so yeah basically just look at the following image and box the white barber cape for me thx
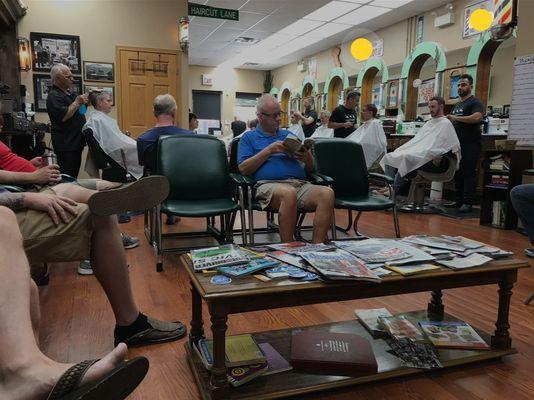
[311,124,334,139]
[346,119,387,168]
[83,110,144,180]
[380,116,460,177]
[288,123,305,141]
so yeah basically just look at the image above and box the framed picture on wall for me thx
[443,67,466,104]
[83,61,115,83]
[417,79,435,106]
[30,32,82,74]
[463,0,492,39]
[387,80,398,108]
[84,85,115,106]
[33,74,82,112]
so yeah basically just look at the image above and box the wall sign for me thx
[463,0,493,39]
[188,3,239,21]
[201,74,213,86]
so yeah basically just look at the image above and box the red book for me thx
[290,331,378,377]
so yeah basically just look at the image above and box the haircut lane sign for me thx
[188,3,239,21]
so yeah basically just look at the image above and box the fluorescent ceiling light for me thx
[304,1,362,22]
[277,19,324,36]
[335,5,390,25]
[370,0,412,8]
[306,22,353,39]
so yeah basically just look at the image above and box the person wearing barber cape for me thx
[83,91,144,180]
[288,111,305,141]
[311,110,334,139]
[380,96,461,194]
[346,104,387,169]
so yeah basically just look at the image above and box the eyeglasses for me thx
[261,111,286,119]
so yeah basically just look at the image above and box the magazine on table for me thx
[418,320,489,350]
[368,239,436,266]
[378,315,425,341]
[266,241,336,255]
[191,244,250,271]
[266,250,305,268]
[218,258,280,278]
[334,240,411,263]
[436,253,493,270]
[386,337,442,369]
[402,235,473,252]
[385,263,441,276]
[354,308,392,337]
[300,250,381,282]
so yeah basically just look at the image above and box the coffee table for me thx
[183,254,529,400]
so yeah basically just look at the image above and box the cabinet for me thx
[479,150,532,229]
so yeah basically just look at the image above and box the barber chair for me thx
[400,155,458,214]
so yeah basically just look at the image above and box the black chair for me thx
[83,128,129,183]
[313,139,400,238]
[152,135,245,271]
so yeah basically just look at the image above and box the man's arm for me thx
[0,192,25,210]
[0,166,61,185]
[294,111,315,126]
[238,141,287,176]
[327,110,353,129]
[61,94,88,122]
[295,149,314,173]
[447,112,483,124]
[0,191,78,224]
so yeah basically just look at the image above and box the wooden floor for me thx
[40,209,534,400]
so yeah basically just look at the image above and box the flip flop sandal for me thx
[88,176,169,216]
[46,356,149,400]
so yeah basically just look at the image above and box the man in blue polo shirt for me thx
[238,94,334,243]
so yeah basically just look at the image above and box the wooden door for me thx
[116,46,181,138]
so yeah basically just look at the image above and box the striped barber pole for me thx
[493,0,513,26]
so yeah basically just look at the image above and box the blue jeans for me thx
[510,184,534,244]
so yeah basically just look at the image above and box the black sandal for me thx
[46,357,149,400]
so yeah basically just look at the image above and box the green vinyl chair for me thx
[152,134,245,271]
[313,139,400,238]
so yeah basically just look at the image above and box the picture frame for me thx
[417,78,435,106]
[443,67,466,104]
[83,61,115,83]
[30,32,82,74]
[33,74,82,112]
[463,0,492,39]
[84,85,115,106]
[387,80,398,108]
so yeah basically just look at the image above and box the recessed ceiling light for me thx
[304,1,362,22]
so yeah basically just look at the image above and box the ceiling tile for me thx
[218,11,268,30]
[240,0,287,14]
[335,5,391,25]
[205,0,249,9]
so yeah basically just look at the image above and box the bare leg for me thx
[91,215,139,326]
[0,207,128,400]
[302,186,335,243]
[53,182,96,204]
[268,186,298,243]
[29,280,41,345]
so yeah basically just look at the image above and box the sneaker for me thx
[114,317,187,347]
[524,248,534,258]
[122,233,140,249]
[88,176,169,216]
[457,204,473,213]
[78,260,93,275]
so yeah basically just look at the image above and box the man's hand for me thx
[293,110,303,119]
[446,114,456,122]
[75,94,88,106]
[23,192,78,225]
[30,165,61,184]
[30,157,43,167]
[267,141,288,155]
[344,121,354,128]
[294,148,312,162]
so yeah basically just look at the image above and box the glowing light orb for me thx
[469,9,494,32]
[350,38,373,61]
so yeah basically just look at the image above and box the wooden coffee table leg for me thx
[210,310,229,399]
[491,272,516,349]
[189,282,204,345]
[427,289,444,319]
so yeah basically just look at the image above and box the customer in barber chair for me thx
[380,97,461,195]
[83,90,144,180]
[346,103,387,169]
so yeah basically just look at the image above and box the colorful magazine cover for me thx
[217,259,279,278]
[378,315,425,341]
[191,244,250,271]
[266,241,336,255]
[418,321,489,349]
[300,250,381,282]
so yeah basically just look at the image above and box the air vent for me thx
[234,37,260,45]
[243,62,260,66]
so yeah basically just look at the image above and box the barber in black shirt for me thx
[328,90,359,138]
[294,96,318,138]
[445,74,484,213]
[46,63,88,178]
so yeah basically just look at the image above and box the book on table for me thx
[290,330,378,376]
[217,258,279,278]
[196,334,266,369]
[418,321,489,350]
[191,244,250,271]
[258,342,293,376]
[227,362,268,387]
[354,308,392,337]
[300,250,381,282]
[378,315,425,341]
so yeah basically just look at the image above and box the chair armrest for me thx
[240,175,257,187]
[312,172,334,185]
[0,184,25,192]
[369,172,394,185]
[308,173,325,185]
[229,173,245,185]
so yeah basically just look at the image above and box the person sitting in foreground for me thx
[0,210,149,400]
[84,90,144,180]
[346,104,387,169]
[510,184,534,258]
[310,110,334,139]
[287,111,305,141]
[380,97,460,194]
[137,94,192,173]
[0,175,187,347]
[238,94,334,243]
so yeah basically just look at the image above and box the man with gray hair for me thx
[137,94,192,172]
[238,94,334,243]
[46,63,88,177]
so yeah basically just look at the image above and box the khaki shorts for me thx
[15,188,93,264]
[255,179,317,210]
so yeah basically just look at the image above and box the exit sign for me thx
[188,3,239,21]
